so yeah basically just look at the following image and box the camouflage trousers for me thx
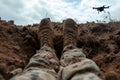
[10,45,105,80]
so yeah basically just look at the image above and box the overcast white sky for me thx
[0,0,120,25]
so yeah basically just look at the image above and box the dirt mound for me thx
[0,19,120,79]
[0,21,39,79]
[78,22,120,79]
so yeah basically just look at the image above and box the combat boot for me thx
[38,18,54,48]
[63,18,78,51]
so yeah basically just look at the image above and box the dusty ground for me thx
[0,20,120,80]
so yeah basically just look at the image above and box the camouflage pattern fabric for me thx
[10,45,105,80]
[59,45,105,80]
[10,45,59,80]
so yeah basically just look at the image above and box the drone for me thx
[93,5,110,13]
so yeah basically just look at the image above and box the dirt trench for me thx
[0,21,120,80]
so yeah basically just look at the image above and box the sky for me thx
[0,0,120,25]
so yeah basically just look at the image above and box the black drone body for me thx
[93,5,110,13]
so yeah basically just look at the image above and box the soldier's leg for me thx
[59,19,105,80]
[10,18,59,80]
